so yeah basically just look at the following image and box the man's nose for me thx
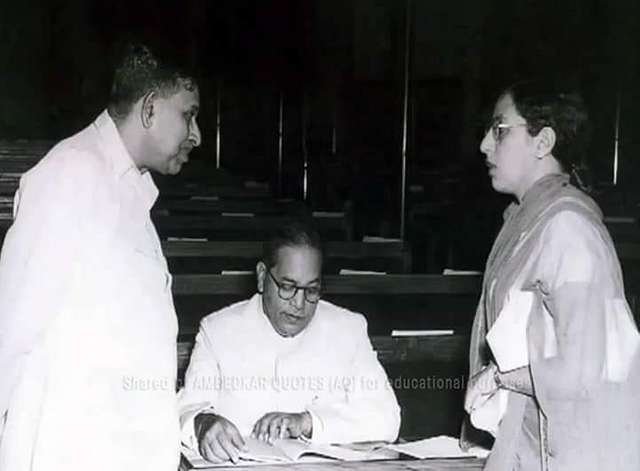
[290,289,305,310]
[189,120,202,147]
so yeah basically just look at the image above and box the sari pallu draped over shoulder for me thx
[462,173,640,471]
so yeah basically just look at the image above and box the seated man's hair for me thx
[108,42,197,122]
[262,220,324,269]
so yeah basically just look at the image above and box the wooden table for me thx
[180,458,485,471]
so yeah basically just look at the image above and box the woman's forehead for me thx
[493,93,520,120]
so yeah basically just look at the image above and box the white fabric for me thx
[602,298,640,382]
[486,291,534,372]
[469,389,508,437]
[0,111,180,471]
[178,294,400,448]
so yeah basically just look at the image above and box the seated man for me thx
[179,222,401,463]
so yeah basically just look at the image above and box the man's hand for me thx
[251,412,312,443]
[195,413,247,464]
[464,363,499,414]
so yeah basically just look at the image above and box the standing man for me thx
[0,43,201,470]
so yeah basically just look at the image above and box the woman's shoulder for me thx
[537,209,616,287]
[548,184,602,220]
[544,209,602,239]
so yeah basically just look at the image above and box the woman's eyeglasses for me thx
[486,121,528,142]
[266,269,322,304]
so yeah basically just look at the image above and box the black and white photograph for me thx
[0,1,639,470]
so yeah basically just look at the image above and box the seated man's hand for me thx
[252,412,312,443]
[464,363,499,414]
[195,413,247,463]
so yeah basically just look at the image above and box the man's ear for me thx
[535,126,556,158]
[256,261,266,293]
[140,91,156,129]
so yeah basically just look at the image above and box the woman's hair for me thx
[504,80,591,189]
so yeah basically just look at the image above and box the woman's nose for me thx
[480,129,494,155]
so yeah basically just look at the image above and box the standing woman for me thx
[462,80,640,471]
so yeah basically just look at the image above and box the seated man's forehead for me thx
[276,244,321,262]
[275,245,322,280]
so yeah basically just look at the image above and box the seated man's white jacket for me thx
[179,294,400,447]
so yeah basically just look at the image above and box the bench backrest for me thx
[171,273,482,337]
[154,213,353,241]
[162,240,412,274]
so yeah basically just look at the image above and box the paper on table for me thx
[362,236,403,243]
[167,237,208,242]
[442,269,482,275]
[180,442,331,469]
[339,269,386,275]
[181,446,228,469]
[221,212,255,217]
[312,211,344,218]
[181,437,392,469]
[190,196,219,201]
[386,435,489,459]
[240,436,387,462]
[391,330,454,337]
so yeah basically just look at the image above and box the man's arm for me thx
[0,152,96,416]
[194,412,246,463]
[177,320,223,449]
[251,411,312,443]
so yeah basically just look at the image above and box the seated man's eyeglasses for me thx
[266,269,322,304]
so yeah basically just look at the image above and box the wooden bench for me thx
[154,166,272,201]
[155,198,307,217]
[153,212,353,241]
[0,140,54,196]
[171,273,481,336]
[162,240,412,274]
[157,184,272,200]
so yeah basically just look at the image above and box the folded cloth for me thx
[469,389,509,437]
[603,298,640,382]
[486,290,534,372]
[487,290,639,382]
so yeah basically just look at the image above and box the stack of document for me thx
[181,437,396,468]
[181,435,488,469]
[386,435,489,459]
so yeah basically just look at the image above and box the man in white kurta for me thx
[0,43,201,471]
[179,225,401,463]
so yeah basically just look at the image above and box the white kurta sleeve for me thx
[0,151,96,418]
[306,318,401,443]
[178,320,221,448]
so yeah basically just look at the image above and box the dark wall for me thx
[1,0,639,203]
